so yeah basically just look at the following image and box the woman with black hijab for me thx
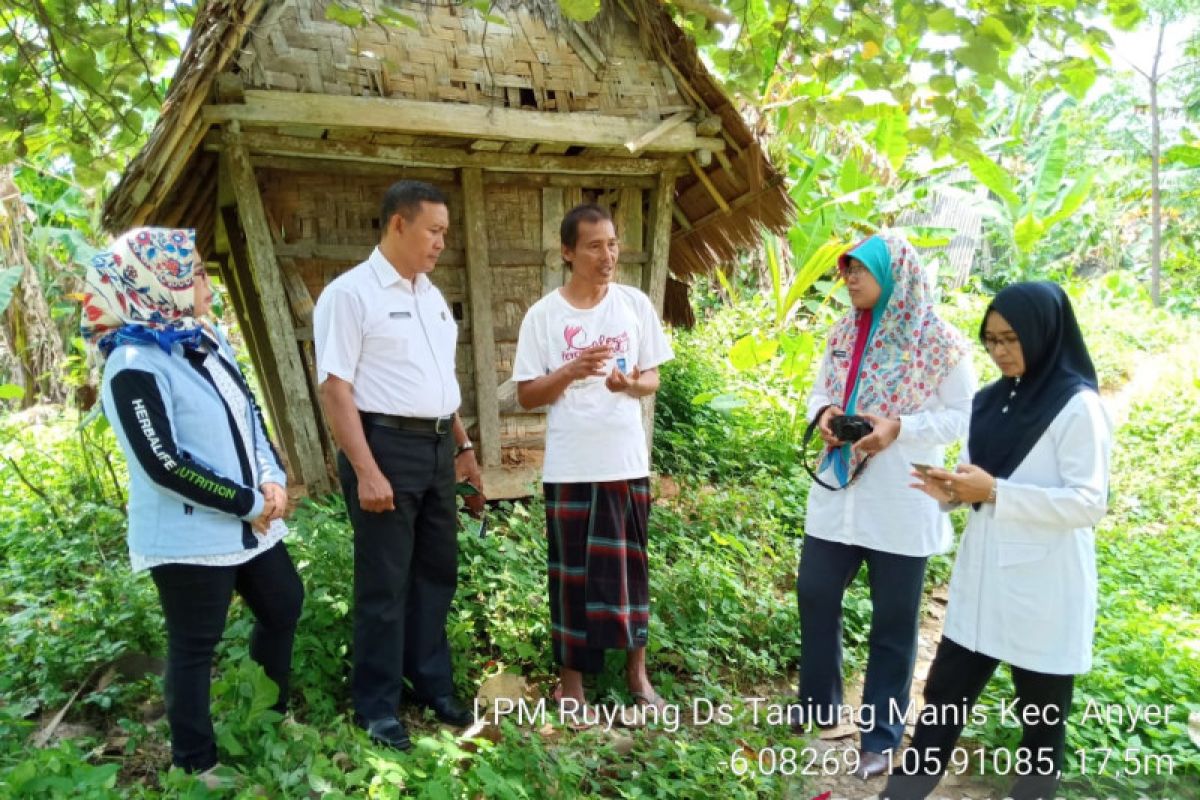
[882,281,1112,800]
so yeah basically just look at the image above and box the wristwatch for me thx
[455,441,475,457]
[986,480,998,504]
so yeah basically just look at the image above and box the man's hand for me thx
[852,413,901,457]
[817,405,845,448]
[559,344,612,382]
[358,466,395,513]
[456,448,486,517]
[605,364,641,395]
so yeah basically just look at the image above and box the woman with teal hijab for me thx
[792,232,974,781]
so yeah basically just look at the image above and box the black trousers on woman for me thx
[795,534,929,754]
[882,636,1075,800]
[150,542,304,772]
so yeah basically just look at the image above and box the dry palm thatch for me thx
[103,0,793,295]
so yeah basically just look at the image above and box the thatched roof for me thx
[103,0,794,307]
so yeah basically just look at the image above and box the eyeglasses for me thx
[982,335,1020,352]
[841,263,870,279]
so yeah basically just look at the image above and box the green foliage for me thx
[557,0,602,22]
[0,2,194,184]
[688,0,1137,164]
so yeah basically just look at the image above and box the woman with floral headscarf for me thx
[83,228,303,785]
[791,232,976,780]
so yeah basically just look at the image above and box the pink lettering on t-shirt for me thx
[561,325,630,361]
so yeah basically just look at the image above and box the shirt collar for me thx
[369,247,430,294]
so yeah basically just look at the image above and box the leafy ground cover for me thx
[0,283,1196,798]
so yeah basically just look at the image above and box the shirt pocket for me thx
[363,317,411,360]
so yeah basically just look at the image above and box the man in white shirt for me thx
[513,204,673,710]
[313,181,483,751]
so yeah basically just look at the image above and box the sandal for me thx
[630,689,668,713]
[552,683,595,731]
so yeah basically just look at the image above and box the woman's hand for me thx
[816,405,845,447]
[851,413,900,457]
[910,467,956,504]
[917,465,996,505]
[260,482,288,520]
[251,482,288,535]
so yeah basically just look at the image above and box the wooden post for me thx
[645,171,674,316]
[224,123,331,495]
[616,187,645,289]
[217,159,294,477]
[461,167,502,469]
[642,170,676,449]
[219,205,291,455]
[541,188,564,294]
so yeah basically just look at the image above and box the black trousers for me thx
[339,424,459,723]
[795,534,928,753]
[882,636,1075,800]
[150,542,304,772]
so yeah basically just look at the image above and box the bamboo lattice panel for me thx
[238,0,685,118]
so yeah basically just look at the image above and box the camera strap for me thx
[802,404,872,492]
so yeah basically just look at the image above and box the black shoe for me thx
[787,704,807,734]
[417,695,472,727]
[365,717,411,751]
[854,750,891,780]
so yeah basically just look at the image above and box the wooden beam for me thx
[203,90,724,154]
[671,202,694,231]
[461,167,502,469]
[480,464,540,500]
[251,154,456,182]
[220,205,295,479]
[646,170,674,316]
[541,188,565,294]
[686,152,730,213]
[224,123,331,494]
[626,111,692,157]
[642,170,675,450]
[279,258,315,326]
[202,130,672,176]
[672,176,786,242]
[485,172,656,189]
[616,188,645,252]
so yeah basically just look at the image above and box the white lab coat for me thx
[804,358,977,557]
[942,390,1113,675]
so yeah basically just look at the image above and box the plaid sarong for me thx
[544,478,651,674]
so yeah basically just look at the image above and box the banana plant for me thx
[959,118,1098,266]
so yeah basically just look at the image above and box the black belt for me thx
[361,412,454,435]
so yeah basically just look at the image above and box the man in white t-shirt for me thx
[512,203,673,710]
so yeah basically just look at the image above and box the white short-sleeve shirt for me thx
[513,284,673,483]
[313,248,461,417]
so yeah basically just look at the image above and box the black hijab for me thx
[968,281,1098,480]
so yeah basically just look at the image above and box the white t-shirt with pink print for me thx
[513,284,673,483]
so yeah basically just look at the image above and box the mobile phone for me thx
[911,462,938,476]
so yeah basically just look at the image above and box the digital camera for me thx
[830,414,874,443]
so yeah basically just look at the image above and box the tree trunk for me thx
[1149,21,1165,307]
[0,167,69,406]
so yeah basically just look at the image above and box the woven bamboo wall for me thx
[253,162,651,468]
[238,0,686,119]
[254,166,477,417]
